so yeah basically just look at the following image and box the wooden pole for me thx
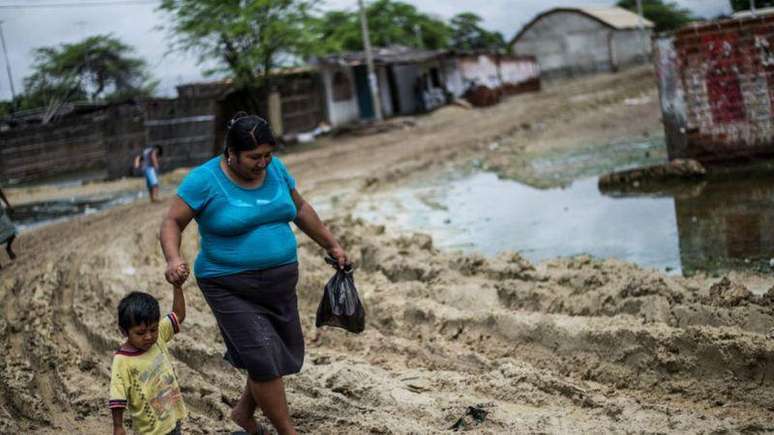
[358,0,383,121]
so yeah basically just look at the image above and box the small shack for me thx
[314,47,450,126]
[510,7,654,78]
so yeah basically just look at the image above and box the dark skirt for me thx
[0,206,16,244]
[196,262,303,382]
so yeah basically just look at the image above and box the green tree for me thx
[158,0,316,92]
[730,0,774,11]
[24,34,154,107]
[617,0,695,32]
[306,10,360,55]
[308,0,451,54]
[449,12,505,51]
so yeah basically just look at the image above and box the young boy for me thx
[109,279,187,435]
[133,145,163,203]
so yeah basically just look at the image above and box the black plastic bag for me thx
[315,257,365,333]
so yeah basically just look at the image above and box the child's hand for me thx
[176,263,190,283]
[165,259,188,286]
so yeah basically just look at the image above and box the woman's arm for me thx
[291,189,348,267]
[160,196,196,285]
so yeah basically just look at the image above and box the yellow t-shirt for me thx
[109,313,186,435]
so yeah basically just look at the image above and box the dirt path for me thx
[2,66,773,433]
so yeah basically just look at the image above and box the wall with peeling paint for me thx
[453,54,541,96]
[655,16,774,162]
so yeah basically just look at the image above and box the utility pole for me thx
[357,0,383,122]
[751,0,757,17]
[635,0,648,61]
[414,24,424,49]
[0,21,17,105]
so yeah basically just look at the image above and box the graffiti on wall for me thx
[754,34,774,117]
[702,34,746,125]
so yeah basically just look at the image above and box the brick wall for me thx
[102,105,149,179]
[1,75,324,184]
[655,16,774,162]
[0,98,217,184]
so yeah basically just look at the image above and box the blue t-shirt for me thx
[177,156,298,278]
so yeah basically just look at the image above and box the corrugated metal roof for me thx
[314,46,446,66]
[732,7,774,18]
[510,6,654,46]
[579,7,654,30]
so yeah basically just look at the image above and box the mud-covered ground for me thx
[3,66,774,433]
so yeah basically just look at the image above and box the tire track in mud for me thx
[4,66,774,432]
[297,218,774,431]
[0,204,241,432]
[0,217,122,431]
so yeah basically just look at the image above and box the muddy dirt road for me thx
[3,66,774,433]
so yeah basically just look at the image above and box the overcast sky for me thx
[0,0,732,101]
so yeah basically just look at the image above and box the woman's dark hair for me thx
[117,291,160,332]
[224,111,276,158]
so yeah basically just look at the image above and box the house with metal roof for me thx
[313,46,543,127]
[312,46,453,127]
[510,6,654,78]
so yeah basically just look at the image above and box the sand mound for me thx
[2,204,772,433]
[2,66,773,432]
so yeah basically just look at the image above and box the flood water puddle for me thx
[353,169,774,276]
[13,191,145,231]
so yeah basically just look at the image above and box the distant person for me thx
[414,76,426,113]
[0,188,17,263]
[109,272,188,435]
[160,112,349,435]
[134,145,163,203]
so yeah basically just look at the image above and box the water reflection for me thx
[12,192,143,231]
[353,171,683,273]
[672,174,774,275]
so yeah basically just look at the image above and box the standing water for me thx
[353,169,774,276]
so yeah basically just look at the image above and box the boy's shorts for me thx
[144,167,159,190]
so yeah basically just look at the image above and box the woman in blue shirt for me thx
[159,112,348,435]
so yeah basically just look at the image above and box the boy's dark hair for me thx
[154,145,164,157]
[117,291,160,332]
[224,111,276,159]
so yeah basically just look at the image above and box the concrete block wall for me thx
[455,54,541,95]
[0,115,104,183]
[655,16,774,162]
[102,105,147,179]
[0,98,218,184]
[142,97,217,174]
[613,29,652,67]
[513,11,614,78]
